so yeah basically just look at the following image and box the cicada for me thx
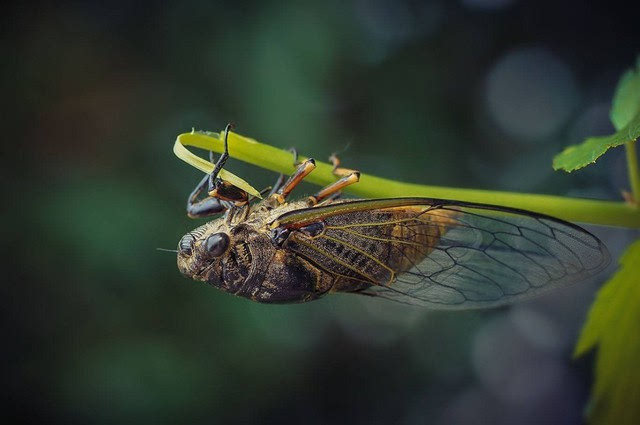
[176,125,610,309]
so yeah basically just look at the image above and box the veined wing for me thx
[271,198,610,309]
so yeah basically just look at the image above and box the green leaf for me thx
[574,239,640,424]
[553,59,640,172]
[611,57,640,130]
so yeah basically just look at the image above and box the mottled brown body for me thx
[179,194,612,309]
[177,198,455,303]
[177,130,608,308]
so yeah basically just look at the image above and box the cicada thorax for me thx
[277,204,459,292]
[207,222,332,304]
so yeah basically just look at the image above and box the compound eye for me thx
[178,234,195,256]
[204,232,230,257]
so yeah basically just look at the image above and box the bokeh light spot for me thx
[485,47,579,142]
[472,315,565,404]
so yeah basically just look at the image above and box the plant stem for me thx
[176,131,640,229]
[625,141,640,205]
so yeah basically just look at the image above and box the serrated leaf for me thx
[552,113,640,172]
[173,131,262,199]
[553,60,640,172]
[574,239,640,424]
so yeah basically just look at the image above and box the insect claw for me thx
[329,152,358,177]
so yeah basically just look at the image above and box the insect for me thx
[176,125,610,309]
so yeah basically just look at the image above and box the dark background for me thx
[3,1,639,424]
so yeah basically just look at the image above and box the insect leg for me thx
[268,148,299,197]
[289,147,300,166]
[270,158,317,204]
[209,180,249,205]
[329,153,358,177]
[206,124,249,206]
[186,173,231,218]
[307,172,360,205]
[210,123,233,181]
[307,154,360,205]
[267,174,287,197]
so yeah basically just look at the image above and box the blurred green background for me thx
[4,1,639,424]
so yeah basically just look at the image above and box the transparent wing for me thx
[274,198,610,310]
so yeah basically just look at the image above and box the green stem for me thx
[626,141,640,205]
[176,131,640,229]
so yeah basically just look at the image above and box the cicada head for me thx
[177,219,256,293]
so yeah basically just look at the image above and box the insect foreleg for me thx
[186,173,231,218]
[209,123,233,182]
[202,123,250,206]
